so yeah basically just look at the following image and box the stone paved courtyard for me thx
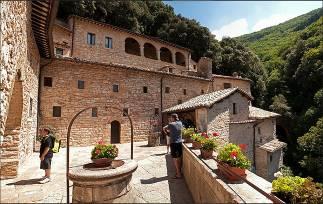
[0,142,193,203]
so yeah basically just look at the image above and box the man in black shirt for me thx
[39,128,54,184]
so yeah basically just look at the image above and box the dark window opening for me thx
[233,103,237,114]
[53,106,61,117]
[144,43,157,60]
[143,86,148,93]
[169,68,174,73]
[165,87,170,93]
[258,127,261,135]
[201,89,204,94]
[270,155,273,162]
[92,107,98,117]
[29,97,33,117]
[193,65,196,70]
[78,80,85,89]
[87,33,95,45]
[125,38,140,56]
[154,108,159,115]
[224,83,232,89]
[44,77,52,87]
[123,108,129,116]
[105,37,113,48]
[113,84,119,92]
[160,47,172,63]
[183,89,187,95]
[178,100,182,104]
[175,52,186,66]
[55,48,63,56]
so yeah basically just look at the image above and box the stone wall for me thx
[53,23,72,57]
[213,75,251,95]
[0,1,40,179]
[255,118,276,145]
[39,58,210,146]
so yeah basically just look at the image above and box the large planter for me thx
[200,149,213,159]
[217,162,247,181]
[192,141,202,149]
[91,158,113,167]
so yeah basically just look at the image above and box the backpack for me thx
[49,134,61,153]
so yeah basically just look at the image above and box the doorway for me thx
[111,120,120,144]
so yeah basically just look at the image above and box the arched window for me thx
[176,52,186,66]
[160,47,172,63]
[144,43,157,60]
[125,37,140,56]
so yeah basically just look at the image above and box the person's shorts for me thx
[40,157,52,170]
[166,136,170,145]
[170,143,182,158]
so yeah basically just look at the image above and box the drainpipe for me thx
[253,119,264,172]
[160,76,164,126]
[70,17,75,57]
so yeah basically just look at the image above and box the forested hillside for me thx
[57,1,323,181]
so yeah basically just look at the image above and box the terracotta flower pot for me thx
[217,162,246,181]
[184,137,193,143]
[200,149,213,159]
[192,141,202,149]
[91,158,113,167]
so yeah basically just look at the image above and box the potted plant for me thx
[191,133,206,149]
[91,140,118,167]
[182,128,195,143]
[200,137,218,159]
[216,143,251,181]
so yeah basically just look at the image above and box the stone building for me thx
[1,1,285,181]
[163,88,286,181]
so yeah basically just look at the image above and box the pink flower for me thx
[230,151,238,159]
[239,144,247,151]
[98,139,104,145]
[213,132,219,137]
[95,149,101,155]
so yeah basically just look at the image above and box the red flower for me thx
[201,132,207,137]
[230,151,238,159]
[98,139,104,145]
[213,132,219,137]
[239,144,247,151]
[95,149,101,155]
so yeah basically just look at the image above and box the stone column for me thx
[140,44,144,56]
[172,52,176,64]
[156,48,160,60]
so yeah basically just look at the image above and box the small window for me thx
[87,33,95,45]
[29,97,33,117]
[123,108,129,116]
[233,103,237,114]
[258,127,261,135]
[178,99,182,104]
[154,108,159,115]
[260,138,263,143]
[183,89,187,95]
[105,37,113,48]
[169,68,174,73]
[201,89,204,94]
[165,87,170,93]
[44,77,52,87]
[113,84,119,92]
[92,107,98,117]
[53,106,61,117]
[55,48,63,56]
[270,155,273,162]
[224,83,232,89]
[143,86,148,93]
[78,80,85,89]
[193,65,196,70]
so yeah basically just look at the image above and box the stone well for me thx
[68,160,138,203]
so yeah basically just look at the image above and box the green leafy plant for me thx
[191,133,205,143]
[91,140,118,159]
[201,138,218,151]
[217,143,251,169]
[182,128,195,139]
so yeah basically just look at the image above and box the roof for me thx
[163,88,253,113]
[249,106,280,119]
[213,74,252,82]
[31,0,59,58]
[229,120,256,124]
[258,139,287,152]
[69,15,191,52]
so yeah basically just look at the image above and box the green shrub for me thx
[216,143,251,169]
[182,128,195,139]
[91,140,118,159]
[201,138,218,151]
[191,133,206,143]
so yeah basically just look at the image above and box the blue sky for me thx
[164,1,322,40]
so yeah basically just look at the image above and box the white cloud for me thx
[212,18,249,40]
[252,14,295,32]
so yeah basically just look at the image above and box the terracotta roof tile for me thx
[258,139,287,152]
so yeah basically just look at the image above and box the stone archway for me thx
[111,120,121,144]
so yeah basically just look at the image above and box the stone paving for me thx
[0,142,193,203]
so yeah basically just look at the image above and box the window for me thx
[113,84,119,92]
[201,89,204,94]
[169,68,174,73]
[44,77,52,87]
[165,87,170,93]
[123,108,129,116]
[53,106,61,117]
[78,80,85,89]
[143,86,148,93]
[224,83,232,89]
[178,100,182,104]
[55,48,63,56]
[258,127,261,135]
[29,98,33,117]
[154,108,159,115]
[233,103,237,114]
[260,138,263,143]
[193,65,196,70]
[105,37,113,48]
[87,33,95,45]
[92,107,98,117]
[183,89,187,95]
[270,155,273,162]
